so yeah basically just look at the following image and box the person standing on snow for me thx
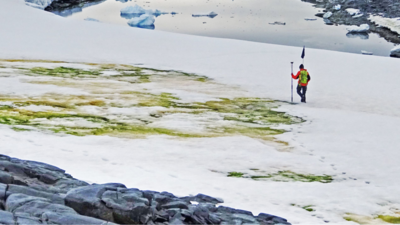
[292,64,311,103]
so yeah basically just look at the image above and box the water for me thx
[58,0,396,57]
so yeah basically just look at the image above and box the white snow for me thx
[369,15,400,35]
[0,77,87,96]
[345,8,360,16]
[128,14,155,27]
[346,24,370,33]
[333,4,341,11]
[2,0,400,224]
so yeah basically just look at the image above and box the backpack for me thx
[299,70,308,85]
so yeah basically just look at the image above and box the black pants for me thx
[297,85,307,102]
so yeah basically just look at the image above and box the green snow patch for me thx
[0,60,304,140]
[343,213,397,224]
[377,215,400,224]
[227,172,245,177]
[29,67,101,78]
[226,170,333,183]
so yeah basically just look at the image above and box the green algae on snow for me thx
[1,60,305,140]
[226,170,333,183]
[30,67,101,78]
[377,215,400,224]
[227,172,244,177]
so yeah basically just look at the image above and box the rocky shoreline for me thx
[0,154,290,225]
[44,0,104,12]
[304,0,400,54]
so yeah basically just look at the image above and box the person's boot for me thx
[303,96,306,103]
[301,96,305,102]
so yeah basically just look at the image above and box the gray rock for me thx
[0,183,6,209]
[5,193,75,217]
[257,213,290,225]
[160,200,189,210]
[45,212,117,225]
[0,154,292,225]
[101,189,152,224]
[180,193,223,204]
[7,184,64,205]
[65,184,119,221]
[0,170,13,184]
[0,210,15,224]
[217,206,253,216]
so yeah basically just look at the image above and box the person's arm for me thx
[292,71,300,79]
[307,73,311,85]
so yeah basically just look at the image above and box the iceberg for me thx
[361,51,373,55]
[25,0,54,9]
[121,4,146,15]
[333,4,341,11]
[269,21,286,25]
[127,14,155,28]
[346,24,370,33]
[121,4,167,19]
[390,45,400,58]
[304,18,317,21]
[323,12,332,19]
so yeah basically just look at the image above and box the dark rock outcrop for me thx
[303,0,400,46]
[44,0,105,14]
[0,154,291,225]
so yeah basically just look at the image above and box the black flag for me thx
[301,46,305,59]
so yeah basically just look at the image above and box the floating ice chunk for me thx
[152,9,169,16]
[84,18,100,22]
[304,18,317,21]
[323,12,332,19]
[192,11,218,18]
[390,45,400,58]
[346,24,369,33]
[353,14,364,18]
[269,21,286,25]
[361,51,373,55]
[346,8,360,16]
[25,0,53,8]
[121,4,146,15]
[116,0,131,2]
[324,19,333,25]
[128,14,155,27]
[333,4,341,11]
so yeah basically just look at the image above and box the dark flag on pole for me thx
[301,46,305,59]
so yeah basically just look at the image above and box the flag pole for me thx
[291,62,293,103]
